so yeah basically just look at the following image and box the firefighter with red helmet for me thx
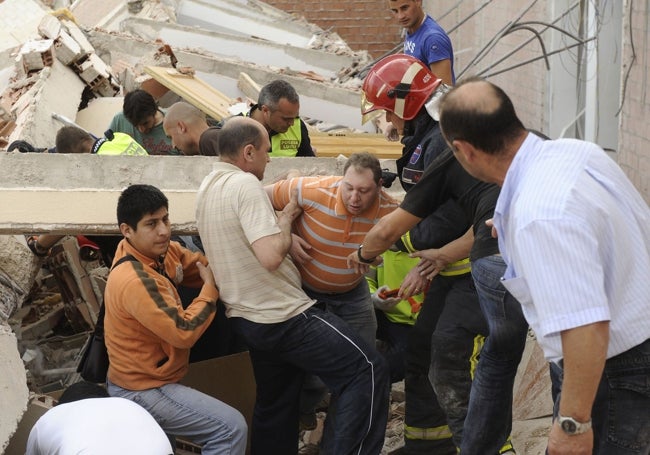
[359,54,516,455]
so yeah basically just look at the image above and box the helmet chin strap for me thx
[425,83,452,121]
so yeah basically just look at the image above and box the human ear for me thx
[119,222,132,238]
[453,140,476,163]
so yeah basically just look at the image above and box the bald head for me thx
[218,116,270,180]
[439,77,526,156]
[163,102,208,155]
[217,116,267,160]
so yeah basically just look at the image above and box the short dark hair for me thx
[117,184,168,229]
[217,118,265,159]
[439,77,525,155]
[58,381,109,405]
[258,80,299,111]
[343,151,382,184]
[55,126,93,154]
[123,89,158,127]
[198,126,220,156]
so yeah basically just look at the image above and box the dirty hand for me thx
[289,234,313,264]
[547,422,593,455]
[280,189,303,222]
[371,285,401,311]
[410,250,450,280]
[414,258,441,281]
[196,262,216,288]
[346,251,371,275]
[399,266,429,299]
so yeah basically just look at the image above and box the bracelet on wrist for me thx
[357,244,376,264]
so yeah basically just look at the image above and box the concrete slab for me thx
[0,153,399,235]
[0,324,29,454]
[176,0,314,47]
[119,18,355,79]
[69,0,126,29]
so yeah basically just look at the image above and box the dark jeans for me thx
[551,338,650,454]
[230,306,390,455]
[460,255,529,454]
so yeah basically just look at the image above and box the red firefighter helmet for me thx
[361,54,442,121]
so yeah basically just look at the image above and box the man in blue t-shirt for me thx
[389,0,455,85]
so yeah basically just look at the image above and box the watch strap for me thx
[558,415,592,435]
[357,245,376,264]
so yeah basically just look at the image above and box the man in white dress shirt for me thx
[437,77,650,455]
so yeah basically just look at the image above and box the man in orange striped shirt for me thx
[266,152,399,346]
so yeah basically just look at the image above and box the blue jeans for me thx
[551,338,650,454]
[231,306,389,455]
[107,380,247,455]
[460,255,529,454]
[305,280,377,347]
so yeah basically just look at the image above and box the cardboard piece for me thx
[181,351,256,454]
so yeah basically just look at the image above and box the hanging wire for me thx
[475,1,581,77]
[476,21,593,77]
[480,37,596,78]
[616,0,635,116]
[457,0,540,79]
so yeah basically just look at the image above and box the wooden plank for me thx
[237,72,261,101]
[310,132,403,159]
[144,66,233,120]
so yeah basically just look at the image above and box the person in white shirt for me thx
[437,77,650,455]
[26,381,173,455]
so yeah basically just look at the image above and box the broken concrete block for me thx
[60,19,94,56]
[37,14,62,40]
[8,60,85,148]
[75,54,119,96]
[0,236,39,322]
[76,53,110,84]
[17,40,55,73]
[54,30,83,66]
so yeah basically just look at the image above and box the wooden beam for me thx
[310,132,402,159]
[144,66,233,120]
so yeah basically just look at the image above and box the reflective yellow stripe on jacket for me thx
[399,231,472,277]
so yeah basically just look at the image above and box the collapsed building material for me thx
[45,238,103,329]
[6,59,85,148]
[17,39,55,74]
[0,324,29,454]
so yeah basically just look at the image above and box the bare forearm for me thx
[438,227,473,263]
[362,208,421,259]
[559,321,609,421]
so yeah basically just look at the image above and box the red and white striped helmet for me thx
[361,54,441,121]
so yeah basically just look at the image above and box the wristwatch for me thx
[558,415,592,435]
[357,245,376,264]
